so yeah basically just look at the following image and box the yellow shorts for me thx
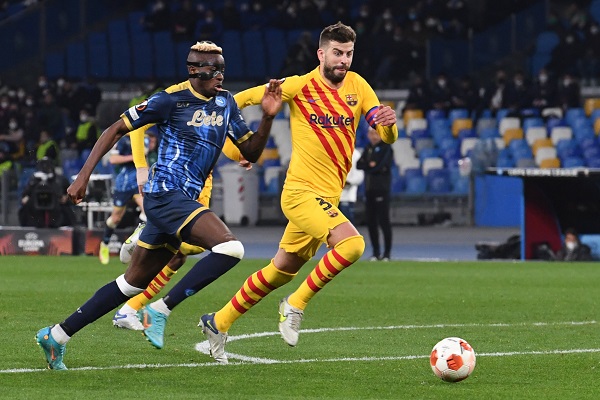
[279,188,348,261]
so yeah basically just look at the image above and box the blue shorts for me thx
[113,188,138,207]
[138,191,209,253]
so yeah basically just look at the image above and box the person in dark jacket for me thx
[555,228,593,261]
[357,127,394,261]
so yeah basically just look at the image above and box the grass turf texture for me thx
[1,256,599,399]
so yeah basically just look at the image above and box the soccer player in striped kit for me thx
[199,22,398,364]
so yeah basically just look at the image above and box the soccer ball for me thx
[430,337,476,382]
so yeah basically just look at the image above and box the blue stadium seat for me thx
[520,108,540,118]
[565,108,586,127]
[242,30,267,80]
[556,139,582,160]
[535,31,560,53]
[452,175,470,194]
[562,157,586,168]
[496,155,515,168]
[87,32,109,79]
[403,167,423,180]
[495,108,510,122]
[45,52,65,79]
[448,108,469,123]
[221,30,244,79]
[263,28,287,77]
[419,147,440,162]
[458,128,477,140]
[479,127,500,139]
[587,157,600,168]
[108,19,131,79]
[427,169,451,193]
[131,31,154,80]
[405,176,427,194]
[153,31,176,79]
[426,109,446,122]
[583,146,600,160]
[522,117,544,132]
[66,43,86,79]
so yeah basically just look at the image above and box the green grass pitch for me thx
[0,255,599,399]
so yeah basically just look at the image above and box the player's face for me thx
[187,53,225,97]
[319,41,354,85]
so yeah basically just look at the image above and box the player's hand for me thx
[373,105,397,127]
[261,79,283,118]
[67,177,88,205]
[238,154,252,170]
[136,167,149,196]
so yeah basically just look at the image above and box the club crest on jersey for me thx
[345,94,358,106]
[187,110,224,127]
[326,210,339,217]
[215,96,226,107]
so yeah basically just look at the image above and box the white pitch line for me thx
[4,320,597,374]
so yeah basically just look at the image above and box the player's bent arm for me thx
[129,124,152,189]
[376,124,398,144]
[222,137,242,162]
[236,79,282,163]
[67,118,130,204]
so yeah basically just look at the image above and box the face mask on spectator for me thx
[17,89,25,100]
[539,74,548,83]
[563,78,572,86]
[80,113,89,122]
[25,99,34,107]
[57,78,65,87]
[566,241,577,251]
[9,121,18,130]
[0,101,7,109]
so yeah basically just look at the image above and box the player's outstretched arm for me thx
[67,119,130,204]
[238,79,282,163]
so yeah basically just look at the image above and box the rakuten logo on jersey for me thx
[309,114,354,128]
[187,110,224,127]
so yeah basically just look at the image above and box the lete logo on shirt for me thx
[187,110,224,127]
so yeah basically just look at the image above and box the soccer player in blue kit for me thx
[35,41,282,370]
[98,134,146,265]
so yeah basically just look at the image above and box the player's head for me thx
[318,22,356,85]
[187,41,225,97]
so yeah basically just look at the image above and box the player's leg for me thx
[364,191,381,260]
[36,243,173,370]
[140,207,243,349]
[119,194,146,264]
[99,205,126,264]
[114,244,203,330]
[279,192,365,346]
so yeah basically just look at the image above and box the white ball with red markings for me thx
[430,337,476,382]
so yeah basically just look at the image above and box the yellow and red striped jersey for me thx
[235,67,397,197]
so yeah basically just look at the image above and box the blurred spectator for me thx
[280,30,316,77]
[142,0,171,32]
[451,75,479,113]
[507,69,532,111]
[0,115,24,157]
[35,129,60,164]
[373,24,414,88]
[531,67,557,110]
[554,228,593,261]
[556,72,581,110]
[195,9,223,42]
[338,148,364,225]
[74,106,100,153]
[480,68,515,116]
[547,31,583,77]
[577,22,600,86]
[403,74,432,112]
[18,157,74,228]
[171,0,198,42]
[220,0,241,30]
[36,92,63,139]
[352,20,372,78]
[0,141,12,173]
[430,72,453,112]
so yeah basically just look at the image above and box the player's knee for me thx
[335,235,365,263]
[106,216,118,229]
[212,240,244,259]
[116,274,144,297]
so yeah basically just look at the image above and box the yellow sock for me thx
[214,261,295,332]
[288,235,365,310]
[126,265,177,311]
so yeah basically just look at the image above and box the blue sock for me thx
[102,226,115,244]
[60,281,129,336]
[163,253,239,310]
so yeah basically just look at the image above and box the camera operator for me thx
[19,157,74,228]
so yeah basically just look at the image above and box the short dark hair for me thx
[319,22,356,47]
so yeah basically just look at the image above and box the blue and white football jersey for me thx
[121,80,251,200]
